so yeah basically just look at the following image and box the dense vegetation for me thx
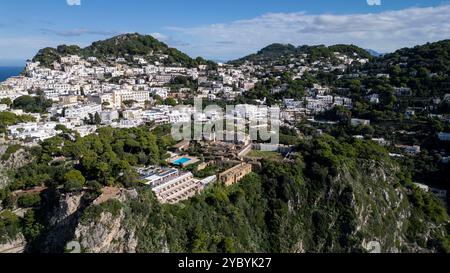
[31,133,443,253]
[372,39,450,97]
[0,210,21,244]
[12,94,53,114]
[111,135,448,253]
[231,43,372,65]
[0,125,176,247]
[1,127,448,252]
[1,125,174,193]
[33,33,216,68]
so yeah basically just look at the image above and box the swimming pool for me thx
[173,157,191,165]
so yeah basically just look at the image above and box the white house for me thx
[351,118,371,126]
[65,103,102,120]
[8,122,58,141]
[150,87,169,100]
[100,110,119,124]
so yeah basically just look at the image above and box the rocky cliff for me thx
[0,145,32,190]
[39,159,447,253]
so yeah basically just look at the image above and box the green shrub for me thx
[80,199,123,225]
[0,211,21,243]
[17,193,41,208]
[1,145,22,161]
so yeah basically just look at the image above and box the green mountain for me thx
[365,48,384,57]
[1,129,447,253]
[368,39,450,97]
[32,33,212,68]
[380,39,450,72]
[230,43,373,65]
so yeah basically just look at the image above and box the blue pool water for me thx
[173,157,191,165]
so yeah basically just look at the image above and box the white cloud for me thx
[67,0,81,6]
[367,0,382,6]
[150,32,168,41]
[150,32,190,47]
[169,5,450,60]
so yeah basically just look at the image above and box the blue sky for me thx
[0,0,449,65]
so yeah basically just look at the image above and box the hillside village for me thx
[1,35,450,204]
[0,34,449,253]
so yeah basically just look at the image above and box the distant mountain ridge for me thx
[365,49,385,57]
[230,43,373,65]
[31,33,450,72]
[33,33,212,68]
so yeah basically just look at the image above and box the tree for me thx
[22,210,43,242]
[165,97,177,106]
[55,124,70,134]
[64,169,86,191]
[88,113,94,124]
[12,94,52,113]
[18,193,41,208]
[94,112,102,125]
[0,98,12,107]
[0,210,21,242]
[123,100,138,108]
[153,95,163,105]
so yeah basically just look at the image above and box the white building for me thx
[351,118,371,126]
[100,110,119,124]
[150,87,169,100]
[152,172,202,204]
[123,108,143,120]
[65,103,102,120]
[8,122,58,141]
[143,109,170,124]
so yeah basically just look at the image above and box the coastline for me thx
[0,66,23,82]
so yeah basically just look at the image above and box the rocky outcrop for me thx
[36,191,92,253]
[0,233,26,253]
[283,160,447,253]
[72,189,139,253]
[0,145,32,189]
[22,160,448,253]
[74,210,138,253]
[47,192,85,226]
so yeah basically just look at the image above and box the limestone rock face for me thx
[283,161,447,253]
[10,160,446,253]
[0,233,26,253]
[71,189,139,253]
[38,192,90,253]
[74,210,138,253]
[48,193,85,226]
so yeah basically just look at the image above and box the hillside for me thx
[381,39,450,72]
[365,49,384,58]
[73,136,445,253]
[367,39,450,97]
[32,33,210,68]
[2,134,447,253]
[230,43,373,65]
